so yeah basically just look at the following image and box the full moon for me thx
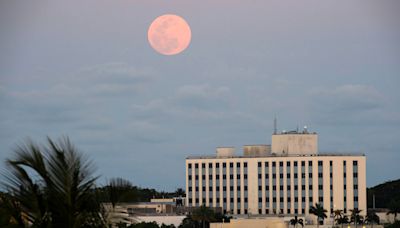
[147,14,192,56]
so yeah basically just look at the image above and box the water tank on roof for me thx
[243,145,271,157]
[216,147,235,157]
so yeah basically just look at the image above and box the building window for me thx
[309,197,313,202]
[209,163,212,168]
[353,173,358,178]
[272,162,276,167]
[258,162,262,167]
[280,162,283,167]
[223,163,226,168]
[202,163,206,168]
[244,186,248,191]
[287,186,291,190]
[301,161,305,166]
[318,197,323,202]
[195,164,199,169]
[237,174,241,179]
[280,174,284,179]
[237,209,241,214]
[216,186,220,191]
[202,175,205,180]
[195,175,199,180]
[302,173,306,178]
[273,174,276,179]
[230,162,233,168]
[280,186,284,191]
[287,161,291,166]
[308,161,312,166]
[188,175,192,180]
[195,187,199,191]
[288,197,291,202]
[309,173,312,178]
[318,185,323,190]
[244,174,248,179]
[230,174,233,179]
[287,173,290,178]
[188,164,192,169]
[209,187,212,191]
[202,187,206,191]
[353,161,358,166]
[258,174,262,179]
[294,185,298,190]
[216,174,220,180]
[244,198,248,203]
[216,163,220,168]
[318,161,323,166]
[266,186,270,190]
[223,174,226,179]
[244,162,247,168]
[189,187,192,192]
[258,186,262,191]
[236,162,240,168]
[259,198,262,203]
[309,185,313,190]
[302,185,305,190]
[209,175,212,179]
[265,162,269,167]
[223,186,226,191]
[266,197,270,202]
[318,173,323,178]
[294,161,298,167]
[230,186,234,191]
[294,173,298,178]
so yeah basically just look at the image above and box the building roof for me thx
[186,152,365,160]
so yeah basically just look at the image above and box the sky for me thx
[0,0,399,191]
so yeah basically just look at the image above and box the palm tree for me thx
[350,209,362,228]
[191,205,216,228]
[1,137,103,228]
[309,203,327,228]
[336,215,349,228]
[387,199,400,221]
[366,210,379,228]
[333,209,343,225]
[289,216,304,228]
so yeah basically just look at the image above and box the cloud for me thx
[307,84,394,125]
[310,84,384,111]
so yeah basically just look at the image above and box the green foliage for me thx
[178,206,229,228]
[387,199,400,220]
[367,179,400,208]
[385,220,400,228]
[309,203,328,226]
[290,216,304,227]
[0,137,104,228]
[350,209,363,225]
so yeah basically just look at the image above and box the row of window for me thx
[188,160,359,169]
[188,162,248,169]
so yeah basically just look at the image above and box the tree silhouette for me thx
[309,203,327,228]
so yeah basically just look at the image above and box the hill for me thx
[367,179,400,208]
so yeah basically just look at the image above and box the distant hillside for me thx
[367,179,400,208]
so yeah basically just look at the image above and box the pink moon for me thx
[147,14,192,56]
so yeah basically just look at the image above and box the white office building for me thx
[185,127,366,224]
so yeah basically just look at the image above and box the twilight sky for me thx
[0,0,399,191]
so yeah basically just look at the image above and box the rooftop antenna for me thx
[274,116,277,134]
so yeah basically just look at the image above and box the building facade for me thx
[185,130,366,223]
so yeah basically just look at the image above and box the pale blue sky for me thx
[0,0,399,191]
